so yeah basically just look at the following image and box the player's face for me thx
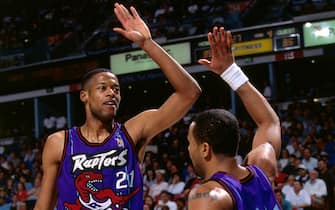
[84,72,121,122]
[187,122,205,178]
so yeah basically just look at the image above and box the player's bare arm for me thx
[244,143,278,184]
[113,3,201,150]
[236,82,281,158]
[34,131,65,210]
[198,26,280,175]
[188,182,234,210]
[235,71,280,181]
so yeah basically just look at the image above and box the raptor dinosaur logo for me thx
[64,171,140,210]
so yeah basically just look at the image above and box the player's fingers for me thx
[219,27,225,44]
[120,4,131,19]
[226,31,233,54]
[208,32,217,54]
[114,3,126,23]
[207,32,214,45]
[130,6,139,19]
[212,27,219,43]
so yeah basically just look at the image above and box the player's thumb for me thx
[113,28,126,36]
[198,59,210,67]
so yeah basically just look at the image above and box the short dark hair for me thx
[274,189,281,194]
[191,109,240,156]
[274,189,284,197]
[81,68,112,90]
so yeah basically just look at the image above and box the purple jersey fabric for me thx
[241,165,281,210]
[56,123,143,210]
[208,172,244,210]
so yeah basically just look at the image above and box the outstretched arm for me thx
[198,27,281,178]
[113,3,201,149]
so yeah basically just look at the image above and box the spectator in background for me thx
[175,197,186,210]
[18,175,32,191]
[144,195,155,210]
[285,180,311,210]
[144,167,156,189]
[317,158,335,210]
[26,176,42,210]
[283,154,300,175]
[154,190,177,210]
[7,152,21,169]
[286,136,302,158]
[183,163,197,184]
[279,148,290,171]
[0,171,6,189]
[149,170,169,200]
[275,189,292,210]
[302,147,318,171]
[23,146,35,169]
[304,169,327,210]
[167,173,185,196]
[324,133,335,168]
[296,164,310,184]
[9,194,25,210]
[143,184,149,198]
[142,151,154,173]
[0,195,10,210]
[282,174,295,198]
[5,179,15,197]
[0,187,9,205]
[274,164,288,189]
[15,182,28,210]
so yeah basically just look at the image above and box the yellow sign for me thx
[232,39,272,57]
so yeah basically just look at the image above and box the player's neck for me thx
[85,115,114,129]
[205,156,247,180]
[81,120,114,143]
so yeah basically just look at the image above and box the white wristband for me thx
[220,63,249,91]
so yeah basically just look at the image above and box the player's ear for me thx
[201,142,211,160]
[80,89,88,103]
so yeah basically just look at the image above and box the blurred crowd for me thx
[0,97,334,209]
[1,0,335,67]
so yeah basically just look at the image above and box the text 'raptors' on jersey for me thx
[56,123,143,210]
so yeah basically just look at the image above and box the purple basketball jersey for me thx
[208,172,244,210]
[56,123,143,210]
[241,165,281,210]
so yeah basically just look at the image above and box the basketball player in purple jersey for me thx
[34,3,201,210]
[187,27,281,209]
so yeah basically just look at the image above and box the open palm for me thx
[113,3,151,47]
[198,27,235,75]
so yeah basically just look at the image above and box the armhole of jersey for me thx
[204,178,238,210]
[56,129,69,177]
[121,125,141,164]
[240,166,254,184]
[250,165,273,187]
[249,165,281,207]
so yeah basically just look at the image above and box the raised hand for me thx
[198,27,235,75]
[113,3,151,47]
